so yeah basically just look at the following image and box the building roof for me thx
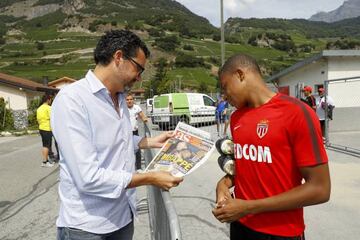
[0,72,58,92]
[48,76,76,86]
[267,50,360,82]
[131,88,145,93]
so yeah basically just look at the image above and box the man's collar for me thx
[85,70,107,94]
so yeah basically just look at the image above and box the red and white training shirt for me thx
[230,93,328,237]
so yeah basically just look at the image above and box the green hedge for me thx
[0,98,14,131]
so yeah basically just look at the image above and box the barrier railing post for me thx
[142,123,182,240]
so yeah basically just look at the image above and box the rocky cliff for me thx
[309,0,360,22]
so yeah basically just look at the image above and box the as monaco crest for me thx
[257,120,269,139]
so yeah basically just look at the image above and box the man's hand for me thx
[151,171,184,190]
[128,171,183,190]
[139,131,174,149]
[212,198,249,223]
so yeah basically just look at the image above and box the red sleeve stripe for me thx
[280,95,323,164]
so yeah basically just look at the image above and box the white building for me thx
[48,76,76,89]
[0,72,58,129]
[268,50,360,132]
[268,50,360,103]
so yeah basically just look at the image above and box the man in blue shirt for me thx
[216,94,229,137]
[51,30,183,240]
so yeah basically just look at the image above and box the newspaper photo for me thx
[145,122,215,177]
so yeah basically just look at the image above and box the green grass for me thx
[24,25,62,41]
[0,27,329,90]
[182,38,288,61]
[1,59,94,82]
[166,67,217,90]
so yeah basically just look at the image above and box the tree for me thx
[183,44,194,51]
[145,58,168,97]
[154,35,180,51]
[0,97,14,131]
[198,81,209,93]
[212,34,221,41]
[27,97,41,129]
[175,54,205,68]
[36,41,45,50]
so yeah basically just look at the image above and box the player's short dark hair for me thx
[94,30,150,65]
[219,53,261,76]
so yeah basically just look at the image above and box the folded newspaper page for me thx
[145,122,215,177]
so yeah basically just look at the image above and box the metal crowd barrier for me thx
[148,109,231,138]
[142,123,182,240]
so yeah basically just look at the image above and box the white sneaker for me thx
[41,162,54,167]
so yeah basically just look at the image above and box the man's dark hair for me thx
[219,53,261,76]
[94,30,150,65]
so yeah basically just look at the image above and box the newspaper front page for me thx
[145,122,215,177]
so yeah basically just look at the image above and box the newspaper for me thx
[145,122,215,177]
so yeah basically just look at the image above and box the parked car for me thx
[152,93,216,129]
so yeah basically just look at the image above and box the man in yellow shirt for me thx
[36,94,54,167]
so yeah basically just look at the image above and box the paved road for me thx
[0,135,149,240]
[1,134,360,239]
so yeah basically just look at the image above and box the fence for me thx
[149,109,231,138]
[325,76,360,157]
[142,123,182,240]
[141,109,230,239]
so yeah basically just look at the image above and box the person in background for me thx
[316,87,335,138]
[213,53,330,240]
[222,95,232,137]
[51,30,183,240]
[301,86,316,111]
[36,94,54,167]
[48,93,60,162]
[126,92,148,170]
[215,94,229,137]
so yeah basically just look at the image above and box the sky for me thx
[176,0,345,27]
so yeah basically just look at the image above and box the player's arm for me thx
[213,163,330,222]
[215,174,234,205]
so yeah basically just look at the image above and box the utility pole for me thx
[176,75,182,92]
[220,0,225,67]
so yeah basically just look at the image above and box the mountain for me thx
[225,17,360,38]
[309,0,360,23]
[0,0,217,37]
[0,0,221,94]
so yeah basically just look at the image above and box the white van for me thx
[146,97,154,114]
[152,93,216,129]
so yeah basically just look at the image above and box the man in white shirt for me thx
[316,87,335,137]
[126,93,148,170]
[51,30,183,240]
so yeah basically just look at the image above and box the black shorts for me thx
[39,130,52,149]
[230,221,305,240]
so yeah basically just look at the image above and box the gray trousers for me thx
[57,221,134,240]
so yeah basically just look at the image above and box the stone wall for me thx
[12,110,28,130]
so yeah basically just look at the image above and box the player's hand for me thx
[212,198,249,223]
[152,171,183,190]
[215,181,232,205]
